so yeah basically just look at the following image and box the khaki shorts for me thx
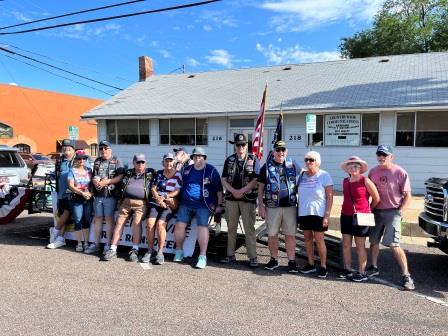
[116,198,146,226]
[266,206,297,236]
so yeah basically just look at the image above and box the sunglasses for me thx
[135,161,145,164]
[275,148,286,152]
[376,152,389,157]
[304,158,316,162]
[77,158,87,161]
[99,147,110,151]
[236,144,246,147]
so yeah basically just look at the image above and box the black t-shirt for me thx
[222,155,259,203]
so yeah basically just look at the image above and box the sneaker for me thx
[195,255,207,269]
[337,269,354,279]
[75,243,83,252]
[288,260,298,273]
[249,258,259,268]
[317,267,328,279]
[155,254,165,265]
[84,243,100,254]
[102,244,110,255]
[173,249,184,262]
[102,249,116,261]
[264,257,279,270]
[46,236,65,249]
[220,255,236,264]
[49,227,57,244]
[300,264,317,274]
[127,249,139,262]
[366,265,379,277]
[141,251,152,263]
[402,274,415,291]
[352,272,368,282]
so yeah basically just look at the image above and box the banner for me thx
[51,192,199,257]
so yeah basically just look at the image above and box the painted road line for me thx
[139,262,152,270]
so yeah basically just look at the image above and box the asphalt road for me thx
[0,213,447,336]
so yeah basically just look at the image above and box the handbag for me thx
[347,179,375,227]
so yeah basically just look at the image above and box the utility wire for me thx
[0,0,145,30]
[0,0,221,35]
[2,43,134,83]
[0,46,123,90]
[0,52,115,96]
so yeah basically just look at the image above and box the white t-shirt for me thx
[297,169,333,217]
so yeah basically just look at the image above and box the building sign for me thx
[306,114,316,134]
[68,125,79,140]
[0,122,13,139]
[324,114,360,146]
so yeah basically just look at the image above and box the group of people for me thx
[46,135,415,290]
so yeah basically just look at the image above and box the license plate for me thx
[0,176,10,184]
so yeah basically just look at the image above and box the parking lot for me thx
[0,213,447,336]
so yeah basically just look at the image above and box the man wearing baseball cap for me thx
[47,139,76,249]
[85,140,125,255]
[103,154,155,262]
[367,144,415,290]
[221,133,260,267]
[173,146,192,175]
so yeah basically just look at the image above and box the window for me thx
[14,143,31,153]
[230,119,254,128]
[90,143,98,157]
[159,118,208,145]
[307,115,324,146]
[106,120,149,145]
[396,112,415,146]
[416,111,448,147]
[361,114,379,146]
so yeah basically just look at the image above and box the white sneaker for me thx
[75,243,83,252]
[49,227,57,244]
[47,236,65,249]
[84,243,100,254]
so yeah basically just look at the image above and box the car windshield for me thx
[32,154,51,160]
[0,151,22,167]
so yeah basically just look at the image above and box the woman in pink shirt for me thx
[338,156,379,282]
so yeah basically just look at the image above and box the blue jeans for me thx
[176,205,211,227]
[94,197,116,217]
[70,200,92,231]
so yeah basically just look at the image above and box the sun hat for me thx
[190,147,207,160]
[340,156,368,174]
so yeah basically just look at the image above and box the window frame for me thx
[106,119,150,145]
[159,118,208,146]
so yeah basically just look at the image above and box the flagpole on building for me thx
[252,82,267,161]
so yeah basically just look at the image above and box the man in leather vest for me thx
[257,140,301,273]
[103,154,154,262]
[221,133,260,267]
[85,140,125,254]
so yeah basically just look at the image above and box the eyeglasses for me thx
[275,148,286,152]
[304,158,315,162]
[236,144,246,147]
[347,163,360,168]
[99,147,110,151]
[135,161,145,164]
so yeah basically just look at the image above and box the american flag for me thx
[252,84,267,160]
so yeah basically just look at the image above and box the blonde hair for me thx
[304,151,321,166]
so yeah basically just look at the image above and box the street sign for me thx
[68,126,79,140]
[306,114,316,134]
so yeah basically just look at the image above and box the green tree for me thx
[340,0,448,58]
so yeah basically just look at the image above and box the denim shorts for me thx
[369,208,401,247]
[94,197,116,218]
[176,205,211,227]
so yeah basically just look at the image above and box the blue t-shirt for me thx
[181,167,204,209]
[57,158,74,200]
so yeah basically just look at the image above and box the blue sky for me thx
[0,0,384,100]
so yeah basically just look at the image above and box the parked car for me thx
[0,145,29,186]
[19,153,55,178]
[419,177,448,254]
[47,152,62,162]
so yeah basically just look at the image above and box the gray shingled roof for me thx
[83,52,448,119]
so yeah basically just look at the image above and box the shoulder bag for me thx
[348,179,375,227]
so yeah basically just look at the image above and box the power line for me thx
[0,52,115,96]
[0,0,221,35]
[2,43,134,83]
[0,46,123,90]
[0,0,145,30]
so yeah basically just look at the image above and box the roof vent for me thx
[379,59,390,63]
[283,66,292,70]
[188,74,196,78]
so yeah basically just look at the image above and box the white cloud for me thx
[11,11,31,22]
[159,50,171,59]
[55,23,121,40]
[200,10,238,29]
[256,43,341,64]
[261,0,384,31]
[187,58,200,67]
[205,49,233,68]
[203,25,212,32]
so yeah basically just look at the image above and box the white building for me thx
[82,53,448,194]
